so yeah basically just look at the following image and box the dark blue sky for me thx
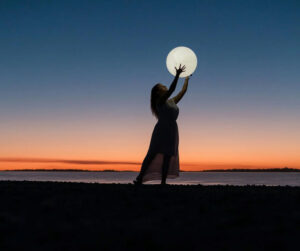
[1,0,300,165]
[1,0,299,116]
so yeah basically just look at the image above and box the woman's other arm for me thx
[171,76,190,104]
[159,64,186,103]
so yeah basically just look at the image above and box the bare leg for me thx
[161,154,171,185]
[134,153,155,184]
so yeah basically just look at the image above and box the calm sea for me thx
[0,171,300,186]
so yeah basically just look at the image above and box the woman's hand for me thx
[175,64,186,76]
[185,74,192,80]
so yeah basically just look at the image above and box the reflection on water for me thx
[0,171,300,186]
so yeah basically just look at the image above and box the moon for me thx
[166,46,197,78]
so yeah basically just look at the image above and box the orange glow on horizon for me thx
[1,110,300,171]
[0,157,299,171]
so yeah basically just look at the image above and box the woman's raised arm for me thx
[158,64,186,104]
[171,75,190,104]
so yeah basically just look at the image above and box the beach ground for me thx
[0,181,299,250]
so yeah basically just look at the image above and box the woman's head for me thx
[151,83,168,118]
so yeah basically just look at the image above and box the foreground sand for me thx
[1,181,299,250]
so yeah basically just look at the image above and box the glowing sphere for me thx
[166,46,197,78]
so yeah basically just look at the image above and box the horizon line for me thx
[0,157,141,165]
[0,157,297,170]
[1,167,300,172]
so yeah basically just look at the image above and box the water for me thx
[1,171,300,186]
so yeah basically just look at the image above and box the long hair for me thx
[151,84,162,119]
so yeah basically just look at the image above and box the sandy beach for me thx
[1,181,300,250]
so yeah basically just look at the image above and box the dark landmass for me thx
[1,181,299,250]
[201,167,300,172]
[1,169,134,172]
[2,167,300,172]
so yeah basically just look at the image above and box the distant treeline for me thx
[201,168,300,172]
[2,167,300,172]
[1,169,134,172]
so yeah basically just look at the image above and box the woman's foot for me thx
[133,180,140,185]
[160,180,167,186]
[133,177,142,186]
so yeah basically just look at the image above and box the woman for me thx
[134,64,190,185]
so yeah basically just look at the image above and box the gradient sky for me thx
[1,0,300,171]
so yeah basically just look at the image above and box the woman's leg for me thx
[135,153,155,183]
[161,154,171,185]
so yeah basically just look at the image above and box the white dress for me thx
[141,98,180,182]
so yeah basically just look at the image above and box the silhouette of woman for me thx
[134,64,190,185]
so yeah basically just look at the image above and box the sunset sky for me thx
[1,0,299,171]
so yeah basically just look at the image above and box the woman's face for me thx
[157,84,168,94]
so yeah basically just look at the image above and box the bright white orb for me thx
[166,46,197,78]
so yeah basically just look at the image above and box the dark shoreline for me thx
[2,167,300,172]
[1,181,300,250]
